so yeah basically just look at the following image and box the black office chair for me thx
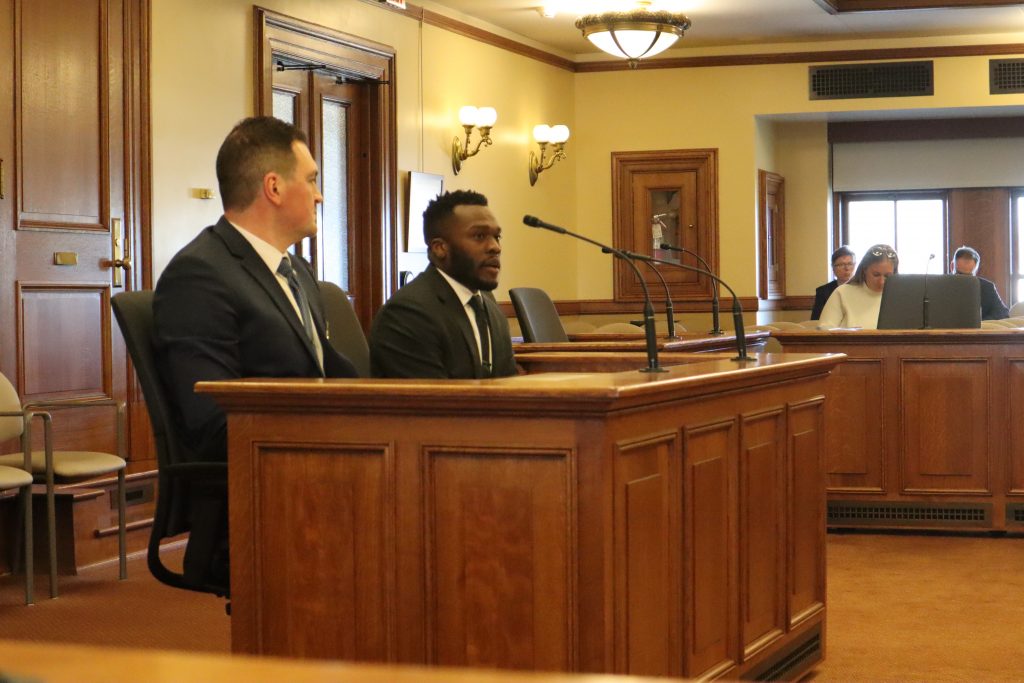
[111,291,228,598]
[318,280,371,377]
[509,287,569,343]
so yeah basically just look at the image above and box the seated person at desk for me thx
[818,244,899,330]
[951,245,1009,320]
[370,190,516,379]
[810,246,855,320]
[154,116,360,586]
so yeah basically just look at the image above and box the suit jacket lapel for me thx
[212,218,324,374]
[426,265,484,378]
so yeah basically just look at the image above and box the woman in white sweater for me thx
[818,244,899,329]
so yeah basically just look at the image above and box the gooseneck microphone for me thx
[601,247,679,340]
[660,243,722,335]
[523,215,666,373]
[620,249,749,361]
[922,253,936,329]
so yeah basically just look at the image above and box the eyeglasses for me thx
[869,246,897,258]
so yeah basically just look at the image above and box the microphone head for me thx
[659,242,671,250]
[601,246,613,254]
[523,215,541,227]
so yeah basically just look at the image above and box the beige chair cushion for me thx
[0,451,126,478]
[0,372,24,443]
[0,465,33,489]
[595,322,643,334]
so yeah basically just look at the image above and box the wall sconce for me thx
[451,106,497,175]
[528,124,570,186]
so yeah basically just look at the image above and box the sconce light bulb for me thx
[533,124,552,143]
[458,106,479,126]
[476,106,498,128]
[549,125,570,143]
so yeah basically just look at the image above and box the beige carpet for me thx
[1,534,1023,680]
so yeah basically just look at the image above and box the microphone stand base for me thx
[731,355,752,362]
[639,367,670,374]
[708,329,725,336]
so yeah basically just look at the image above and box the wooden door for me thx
[0,0,145,460]
[758,170,785,300]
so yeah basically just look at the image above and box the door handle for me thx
[111,218,131,287]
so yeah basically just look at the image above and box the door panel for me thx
[1,0,140,459]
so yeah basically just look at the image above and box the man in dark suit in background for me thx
[810,246,856,320]
[369,190,516,379]
[154,116,359,586]
[951,245,1010,320]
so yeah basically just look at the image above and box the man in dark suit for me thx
[810,246,856,320]
[369,190,516,379]
[951,245,1010,320]
[154,117,359,587]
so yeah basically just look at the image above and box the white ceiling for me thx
[422,0,1024,56]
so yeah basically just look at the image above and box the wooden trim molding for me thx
[815,0,1024,12]
[496,297,762,317]
[757,296,815,312]
[829,117,1024,143]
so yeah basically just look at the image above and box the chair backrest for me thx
[509,287,569,343]
[0,371,24,443]
[112,291,224,595]
[317,281,371,377]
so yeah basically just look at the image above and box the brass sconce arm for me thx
[528,141,568,186]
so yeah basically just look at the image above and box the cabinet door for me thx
[0,0,140,457]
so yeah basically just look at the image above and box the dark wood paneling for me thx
[829,118,1024,144]
[18,0,104,229]
[496,296,762,317]
[787,399,826,628]
[613,434,678,676]
[739,409,786,659]
[826,358,885,493]
[948,188,1011,301]
[900,358,990,494]
[256,443,389,660]
[18,284,107,399]
[682,420,737,679]
[427,447,572,671]
[823,0,1024,11]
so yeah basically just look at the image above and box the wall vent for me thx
[749,626,822,681]
[990,59,1024,94]
[828,501,990,527]
[1006,503,1024,524]
[809,61,933,100]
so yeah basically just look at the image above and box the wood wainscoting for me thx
[199,352,842,680]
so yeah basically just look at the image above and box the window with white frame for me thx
[838,192,946,275]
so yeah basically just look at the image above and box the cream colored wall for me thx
[152,3,1024,315]
[150,0,575,303]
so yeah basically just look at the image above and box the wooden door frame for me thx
[254,7,398,327]
[757,170,785,300]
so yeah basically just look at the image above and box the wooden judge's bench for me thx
[774,328,1024,531]
[198,350,843,680]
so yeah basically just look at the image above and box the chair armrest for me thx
[22,399,126,460]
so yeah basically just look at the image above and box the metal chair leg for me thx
[118,468,126,580]
[46,467,57,599]
[21,483,33,605]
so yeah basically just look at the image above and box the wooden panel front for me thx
[1007,359,1024,495]
[682,420,738,679]
[739,409,786,658]
[18,0,106,229]
[900,359,990,494]
[826,358,885,493]
[788,399,826,628]
[613,433,678,676]
[254,442,389,660]
[426,447,573,671]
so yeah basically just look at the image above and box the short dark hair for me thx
[422,190,488,244]
[953,245,980,265]
[850,244,899,285]
[216,117,308,211]
[831,245,855,265]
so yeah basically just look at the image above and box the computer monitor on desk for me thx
[876,274,981,329]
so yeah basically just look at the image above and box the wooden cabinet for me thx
[200,353,841,680]
[776,329,1024,530]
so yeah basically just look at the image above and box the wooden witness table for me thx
[198,351,843,680]
[774,328,1024,531]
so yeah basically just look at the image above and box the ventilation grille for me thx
[809,61,933,100]
[828,501,990,527]
[1006,503,1024,524]
[990,59,1024,94]
[750,627,822,681]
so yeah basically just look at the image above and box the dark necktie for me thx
[468,293,492,377]
[277,256,318,348]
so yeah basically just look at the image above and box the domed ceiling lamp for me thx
[575,1,691,69]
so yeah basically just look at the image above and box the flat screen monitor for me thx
[876,274,981,329]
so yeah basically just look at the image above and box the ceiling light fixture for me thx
[575,1,690,69]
